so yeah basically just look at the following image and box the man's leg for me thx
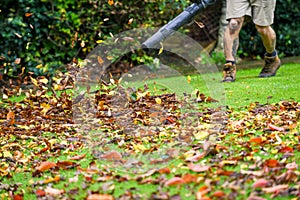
[222,17,244,82]
[256,25,281,77]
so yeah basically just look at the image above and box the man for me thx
[222,0,281,82]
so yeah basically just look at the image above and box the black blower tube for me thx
[142,0,216,49]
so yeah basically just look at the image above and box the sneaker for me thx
[259,55,281,77]
[222,62,236,82]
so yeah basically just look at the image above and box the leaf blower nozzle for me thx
[141,0,216,49]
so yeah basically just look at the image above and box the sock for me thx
[265,50,277,57]
[226,60,235,65]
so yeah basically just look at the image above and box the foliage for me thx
[0,0,189,79]
[0,0,299,80]
[239,0,300,58]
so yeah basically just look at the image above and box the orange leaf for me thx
[37,161,56,171]
[158,167,171,174]
[13,195,23,200]
[249,137,263,144]
[212,191,225,197]
[264,159,279,168]
[6,111,15,125]
[279,146,293,153]
[165,177,185,186]
[182,173,198,183]
[35,189,46,197]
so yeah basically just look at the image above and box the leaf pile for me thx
[0,71,300,199]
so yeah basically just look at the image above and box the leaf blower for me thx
[142,0,216,49]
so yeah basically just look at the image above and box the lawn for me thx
[0,61,299,200]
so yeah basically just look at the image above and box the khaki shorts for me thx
[226,0,276,26]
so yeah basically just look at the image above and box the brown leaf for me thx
[285,162,298,170]
[87,194,114,200]
[268,124,284,132]
[69,154,86,160]
[6,111,15,125]
[262,184,289,193]
[247,196,266,200]
[100,150,122,161]
[279,146,293,153]
[182,173,198,183]
[37,161,56,172]
[188,163,210,172]
[158,167,171,174]
[165,177,185,186]
[264,159,280,168]
[252,179,269,188]
[56,161,77,169]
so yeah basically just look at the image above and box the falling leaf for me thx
[165,177,185,186]
[14,58,21,64]
[97,56,104,66]
[158,42,164,55]
[187,76,191,84]
[107,0,114,6]
[25,13,33,17]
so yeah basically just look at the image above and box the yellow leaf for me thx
[155,97,162,104]
[36,64,43,69]
[158,42,164,55]
[41,102,51,115]
[193,131,209,140]
[30,76,39,87]
[2,93,8,100]
[39,77,48,84]
[108,0,114,5]
[187,75,191,84]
